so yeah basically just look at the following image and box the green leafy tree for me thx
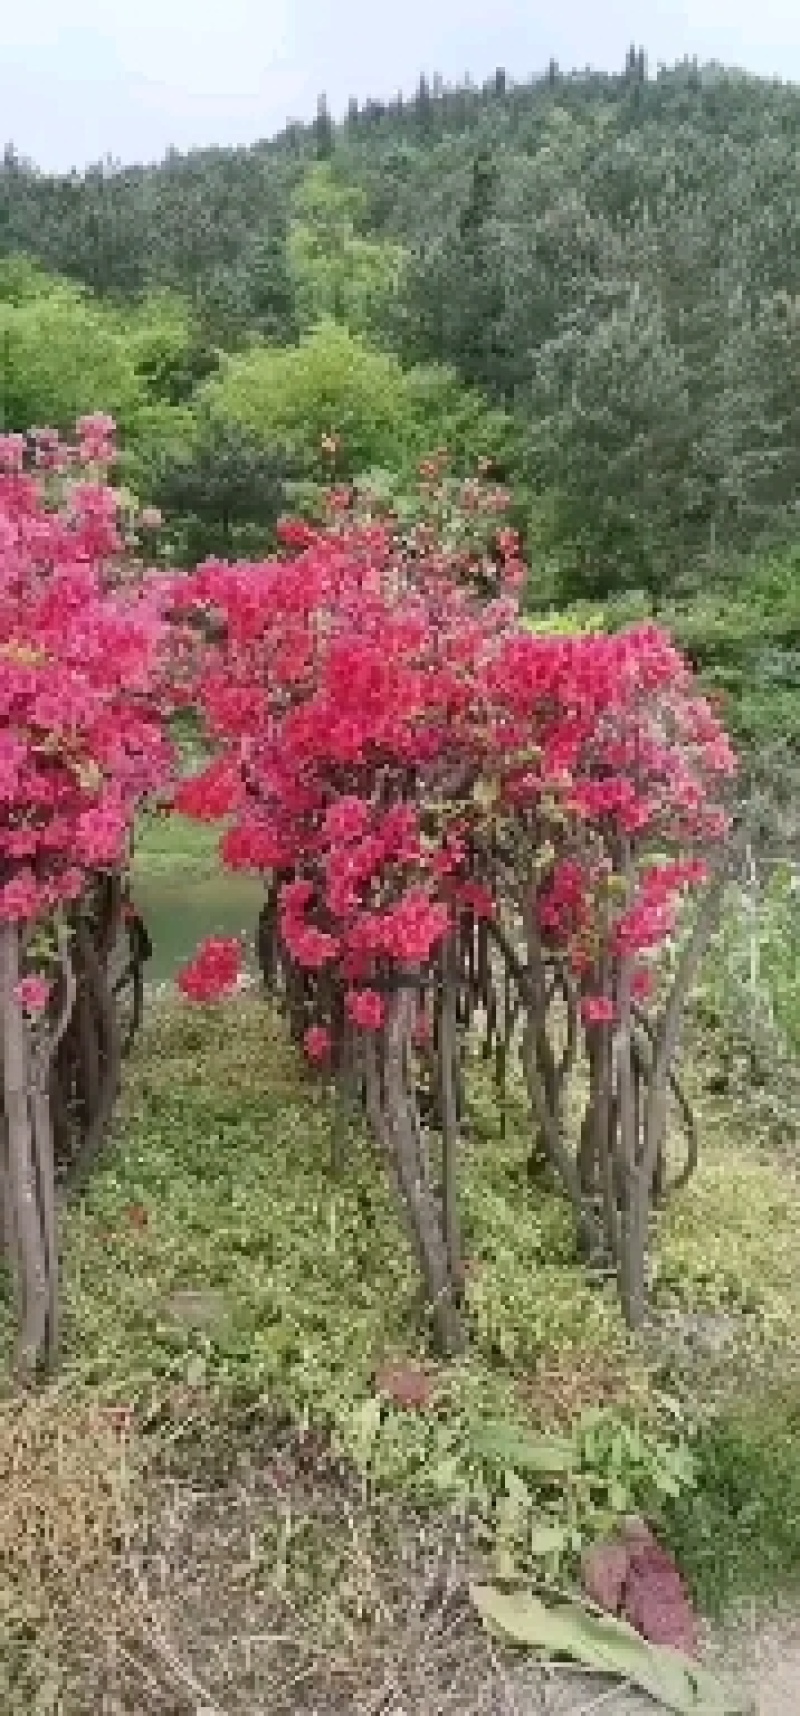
[195,262,254,351]
[414,75,436,138]
[387,148,510,398]
[0,253,79,307]
[314,94,335,161]
[0,288,145,437]
[703,291,800,554]
[529,288,699,608]
[401,362,525,481]
[3,59,800,591]
[117,290,220,406]
[147,408,290,566]
[201,319,419,477]
[202,318,523,487]
[288,164,403,338]
[246,218,298,343]
[454,147,508,393]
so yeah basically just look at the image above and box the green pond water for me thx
[132,871,264,985]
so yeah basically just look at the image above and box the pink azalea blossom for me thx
[14,976,51,1015]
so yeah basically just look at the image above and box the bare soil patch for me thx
[2,1399,755,1716]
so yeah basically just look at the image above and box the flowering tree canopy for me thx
[169,457,737,1344]
[0,416,173,1379]
[171,465,733,1016]
[0,416,172,929]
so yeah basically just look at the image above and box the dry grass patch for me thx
[0,1385,145,1710]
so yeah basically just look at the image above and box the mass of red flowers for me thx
[168,461,735,1046]
[0,419,173,947]
[177,935,242,1001]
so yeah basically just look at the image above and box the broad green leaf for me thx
[469,1586,743,1715]
[501,1470,532,1519]
[429,1456,464,1495]
[471,1421,576,1476]
[350,1396,383,1463]
[528,1523,570,1558]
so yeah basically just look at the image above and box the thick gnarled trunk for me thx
[0,924,58,1381]
[0,879,149,1381]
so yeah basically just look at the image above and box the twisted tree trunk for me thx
[0,921,75,1381]
[1,875,150,1379]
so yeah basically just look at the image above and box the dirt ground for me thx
[702,1606,800,1716]
[4,1388,791,1715]
[69,1413,783,1716]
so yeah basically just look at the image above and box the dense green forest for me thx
[1,51,798,749]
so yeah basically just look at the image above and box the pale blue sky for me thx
[3,0,799,174]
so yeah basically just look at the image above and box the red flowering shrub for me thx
[0,417,174,1378]
[177,936,242,1001]
[165,459,737,1340]
[168,474,733,1026]
[345,987,385,1031]
[0,420,172,933]
[13,975,51,1014]
[303,1023,332,1064]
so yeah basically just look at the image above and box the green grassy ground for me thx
[32,990,800,1617]
[4,971,800,1716]
[2,808,799,1716]
[132,809,222,880]
[118,807,800,1626]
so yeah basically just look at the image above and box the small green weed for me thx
[660,1387,800,1618]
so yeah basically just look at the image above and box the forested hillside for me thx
[1,52,798,747]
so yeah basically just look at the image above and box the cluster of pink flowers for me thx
[538,860,588,942]
[345,987,385,1031]
[165,462,736,1055]
[303,1023,333,1064]
[177,936,242,1001]
[13,975,51,1015]
[0,420,173,956]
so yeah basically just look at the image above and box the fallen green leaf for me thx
[471,1421,576,1476]
[527,1523,570,1557]
[468,1585,744,1715]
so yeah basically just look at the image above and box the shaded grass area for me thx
[132,809,222,881]
[130,813,263,983]
[58,1000,640,1446]
[664,1388,800,1621]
